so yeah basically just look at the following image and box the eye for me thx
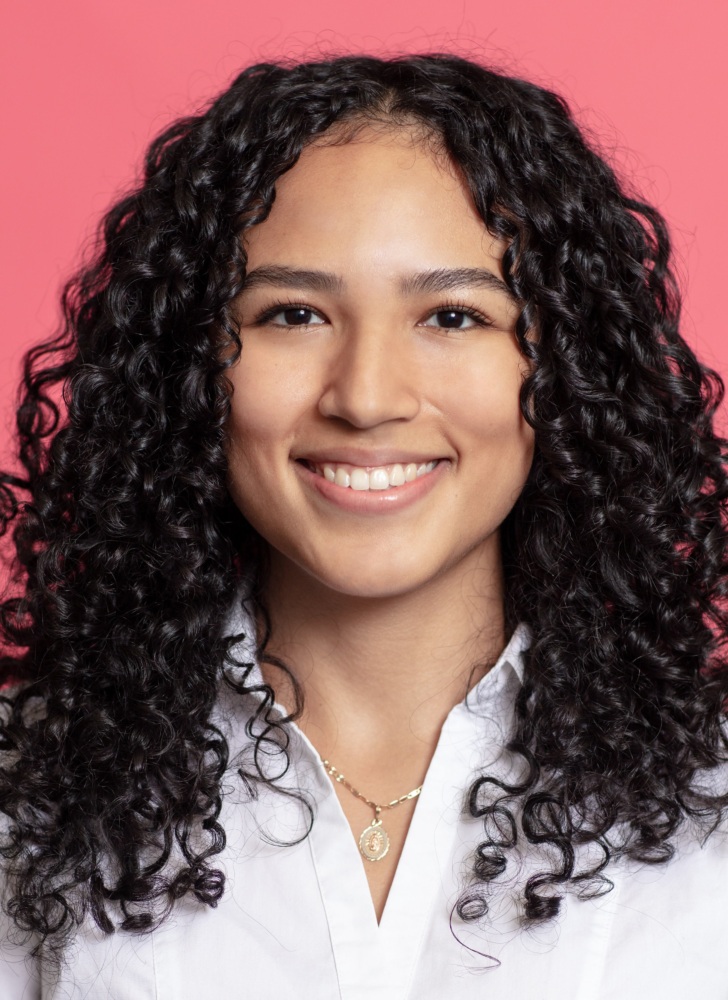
[256,304,327,327]
[419,307,490,331]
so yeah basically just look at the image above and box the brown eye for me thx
[272,307,325,326]
[437,310,470,328]
[254,302,328,327]
[421,308,485,330]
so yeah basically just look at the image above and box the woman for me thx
[1,52,727,998]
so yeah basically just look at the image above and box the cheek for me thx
[441,353,534,484]
[226,346,313,458]
[224,366,287,523]
[227,386,284,455]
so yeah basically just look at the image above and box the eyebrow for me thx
[242,264,516,300]
[399,267,513,299]
[243,265,344,295]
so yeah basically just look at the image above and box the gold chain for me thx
[320,757,423,819]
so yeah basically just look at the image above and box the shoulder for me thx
[0,848,41,1000]
[611,815,728,941]
[584,822,728,993]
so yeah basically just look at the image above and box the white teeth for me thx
[315,460,439,491]
[350,468,369,491]
[389,464,405,487]
[368,468,390,490]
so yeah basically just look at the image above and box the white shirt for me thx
[2,601,728,999]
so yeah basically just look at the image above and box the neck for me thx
[255,534,507,792]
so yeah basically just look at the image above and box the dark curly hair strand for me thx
[1,53,727,956]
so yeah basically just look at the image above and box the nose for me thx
[317,321,421,429]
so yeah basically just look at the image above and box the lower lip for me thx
[294,460,448,514]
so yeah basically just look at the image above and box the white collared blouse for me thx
[2,603,728,999]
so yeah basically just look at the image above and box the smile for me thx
[300,460,439,492]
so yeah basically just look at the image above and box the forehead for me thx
[242,126,504,270]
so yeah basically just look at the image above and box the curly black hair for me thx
[1,52,727,957]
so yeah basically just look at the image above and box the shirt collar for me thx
[476,620,530,689]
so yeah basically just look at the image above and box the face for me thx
[226,127,534,600]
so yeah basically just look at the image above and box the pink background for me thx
[1,0,726,477]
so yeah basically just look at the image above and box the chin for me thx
[303,560,438,602]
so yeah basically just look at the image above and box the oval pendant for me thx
[359,819,390,862]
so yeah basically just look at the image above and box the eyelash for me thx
[252,298,494,330]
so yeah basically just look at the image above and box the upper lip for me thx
[295,448,447,467]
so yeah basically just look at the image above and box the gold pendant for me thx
[359,818,390,861]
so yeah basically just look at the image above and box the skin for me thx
[226,125,535,921]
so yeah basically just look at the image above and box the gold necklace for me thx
[320,758,423,862]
